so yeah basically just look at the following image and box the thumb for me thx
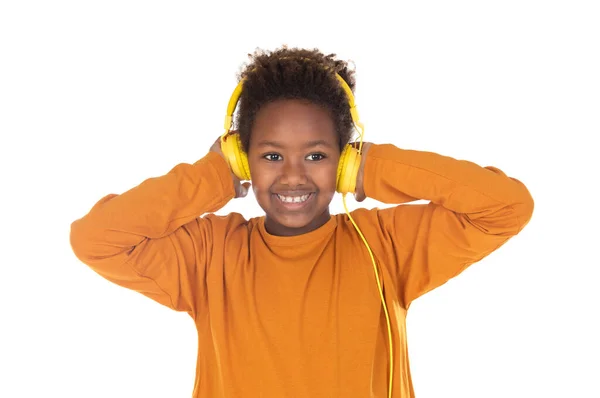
[237,182,251,198]
[354,189,366,202]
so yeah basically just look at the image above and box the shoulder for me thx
[200,212,266,240]
[201,211,253,232]
[343,202,430,224]
[335,203,430,249]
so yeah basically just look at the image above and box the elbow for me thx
[70,215,136,272]
[70,218,92,265]
[70,217,104,266]
[474,183,535,237]
[69,193,121,265]
[514,189,535,232]
[508,180,535,233]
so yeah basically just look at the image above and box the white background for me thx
[1,1,598,397]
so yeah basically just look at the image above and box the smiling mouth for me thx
[273,193,315,209]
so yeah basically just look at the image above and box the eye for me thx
[263,153,282,161]
[306,153,326,161]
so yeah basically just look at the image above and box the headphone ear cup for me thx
[220,133,251,180]
[336,145,361,194]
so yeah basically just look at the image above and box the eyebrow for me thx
[256,139,334,149]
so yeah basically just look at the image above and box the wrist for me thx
[353,142,372,202]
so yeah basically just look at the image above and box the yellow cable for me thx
[342,194,394,398]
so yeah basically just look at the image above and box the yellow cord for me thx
[347,120,393,397]
[225,66,392,394]
[342,194,394,398]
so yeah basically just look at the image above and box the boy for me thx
[70,47,534,397]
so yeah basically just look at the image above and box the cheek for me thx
[251,178,271,197]
[313,164,338,192]
[249,164,274,196]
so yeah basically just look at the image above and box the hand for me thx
[210,135,251,198]
[350,142,372,202]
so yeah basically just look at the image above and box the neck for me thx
[264,209,331,237]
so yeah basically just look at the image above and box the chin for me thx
[267,213,315,229]
[258,192,334,235]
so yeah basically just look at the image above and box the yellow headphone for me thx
[220,74,363,194]
[220,72,395,398]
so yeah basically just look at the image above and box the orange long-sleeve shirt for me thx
[70,143,534,397]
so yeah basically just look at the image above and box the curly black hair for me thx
[234,46,357,153]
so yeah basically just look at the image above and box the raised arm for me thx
[70,151,236,313]
[356,143,534,308]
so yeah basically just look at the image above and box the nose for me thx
[279,158,308,187]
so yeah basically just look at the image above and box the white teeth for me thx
[277,194,311,203]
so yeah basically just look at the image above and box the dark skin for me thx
[211,98,372,236]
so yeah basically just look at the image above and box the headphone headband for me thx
[222,72,362,145]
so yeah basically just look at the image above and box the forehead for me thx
[250,99,337,148]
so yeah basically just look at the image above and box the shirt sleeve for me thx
[362,143,534,308]
[69,151,236,313]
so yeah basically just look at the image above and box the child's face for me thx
[247,99,341,236]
